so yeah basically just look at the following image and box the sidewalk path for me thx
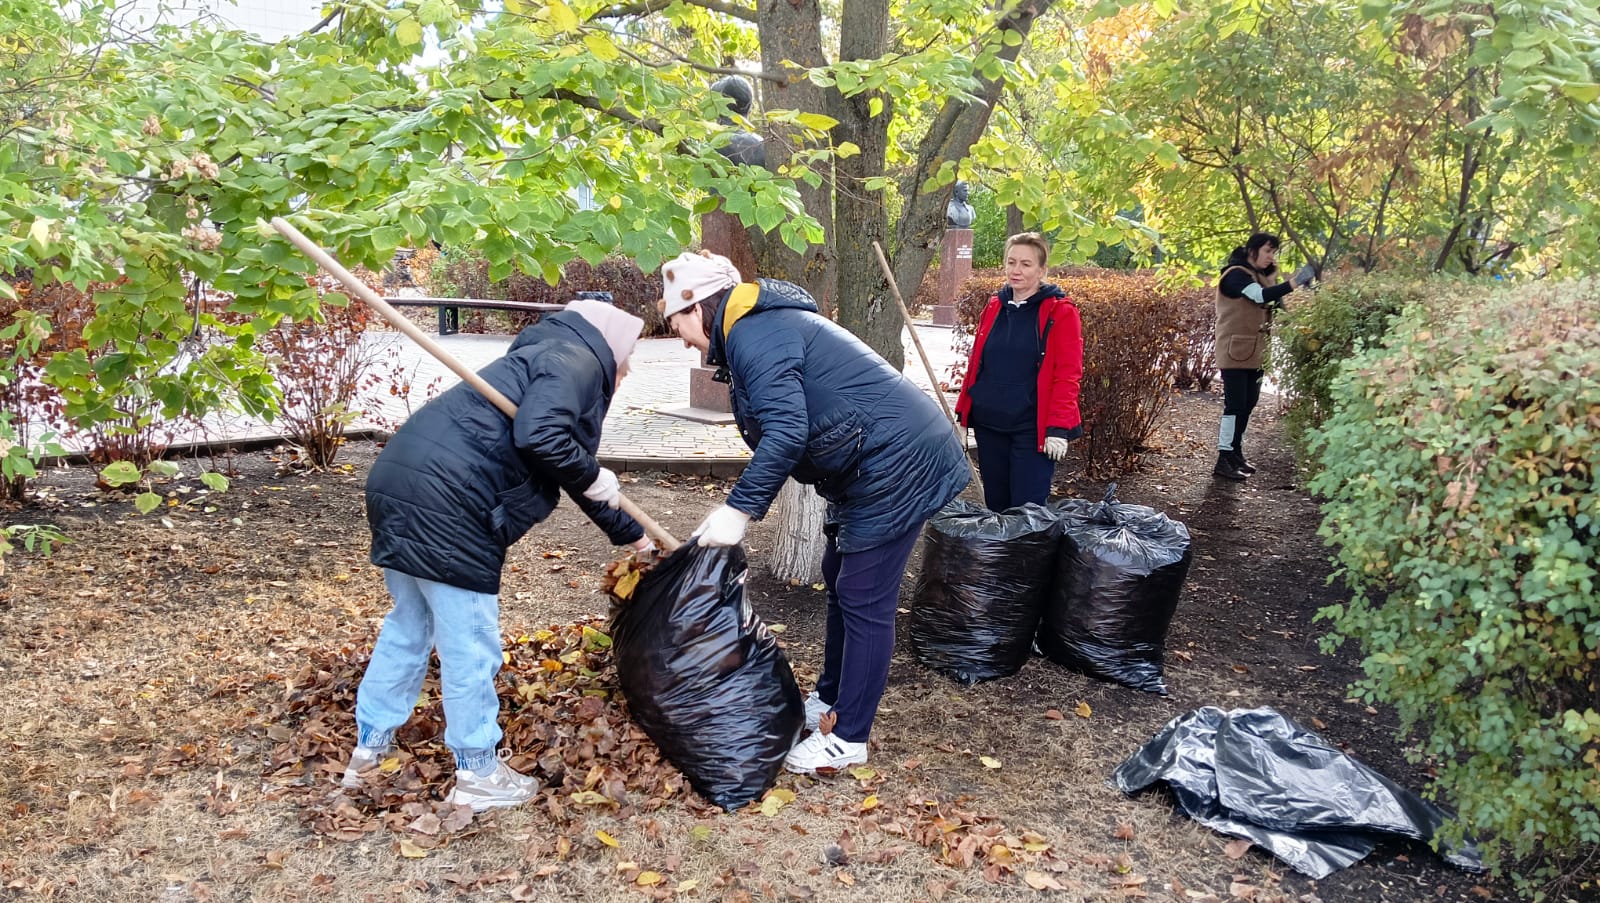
[54,323,969,475]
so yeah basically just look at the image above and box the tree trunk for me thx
[829,0,897,364]
[1006,204,1024,237]
[767,478,827,583]
[753,0,835,307]
[887,0,1053,363]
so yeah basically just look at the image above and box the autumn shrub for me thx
[23,278,202,471]
[1274,274,1467,460]
[258,270,391,469]
[0,282,74,499]
[1309,277,1600,887]
[1170,287,1216,391]
[949,267,1191,479]
[501,257,668,337]
[407,244,441,294]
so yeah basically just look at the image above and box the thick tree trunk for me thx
[829,0,897,365]
[755,0,835,575]
[753,0,835,308]
[887,0,1053,361]
[768,479,826,583]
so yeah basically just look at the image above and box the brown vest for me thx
[1215,266,1274,370]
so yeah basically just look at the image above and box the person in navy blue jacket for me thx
[658,250,970,775]
[954,232,1084,511]
[341,300,654,812]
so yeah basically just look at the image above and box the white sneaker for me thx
[784,731,868,775]
[803,691,832,733]
[340,745,392,789]
[444,759,540,812]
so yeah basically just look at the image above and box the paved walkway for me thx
[61,322,968,474]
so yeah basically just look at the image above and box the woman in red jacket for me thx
[954,233,1085,511]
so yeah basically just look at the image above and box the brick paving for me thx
[51,321,968,475]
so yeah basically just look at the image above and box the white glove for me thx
[1043,437,1071,461]
[692,504,751,548]
[630,536,657,561]
[582,468,621,509]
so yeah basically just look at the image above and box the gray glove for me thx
[1291,263,1317,288]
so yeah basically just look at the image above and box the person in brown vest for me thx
[1214,233,1315,480]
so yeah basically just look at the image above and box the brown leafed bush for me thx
[1170,288,1216,391]
[501,257,668,337]
[946,267,1195,479]
[259,269,390,470]
[406,245,441,294]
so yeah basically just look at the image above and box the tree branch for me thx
[591,0,757,23]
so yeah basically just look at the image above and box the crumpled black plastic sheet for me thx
[910,500,1060,685]
[1040,486,1192,694]
[1113,707,1484,878]
[610,541,803,810]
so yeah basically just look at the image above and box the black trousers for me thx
[1218,368,1264,454]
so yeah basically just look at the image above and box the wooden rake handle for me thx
[269,217,680,552]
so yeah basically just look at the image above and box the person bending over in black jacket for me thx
[657,250,970,775]
[339,299,653,812]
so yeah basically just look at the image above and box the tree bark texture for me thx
[753,0,835,308]
[768,478,827,584]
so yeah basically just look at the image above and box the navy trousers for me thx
[813,523,924,743]
[973,425,1055,511]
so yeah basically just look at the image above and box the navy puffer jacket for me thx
[708,279,970,552]
[366,312,642,593]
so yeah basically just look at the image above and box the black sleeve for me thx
[564,487,645,546]
[1219,270,1294,307]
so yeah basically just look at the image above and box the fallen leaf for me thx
[1297,665,1319,672]
[676,879,699,892]
[848,766,876,781]
[636,871,663,887]
[1113,822,1135,841]
[980,756,1002,769]
[533,865,559,878]
[1311,716,1328,730]
[1044,708,1064,720]
[595,830,619,848]
[860,795,879,811]
[1229,880,1260,900]
[760,788,797,816]
[1231,664,1250,674]
[1075,701,1092,719]
[1024,871,1065,891]
[397,840,428,859]
[509,885,536,901]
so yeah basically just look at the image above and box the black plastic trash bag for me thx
[610,541,803,810]
[910,500,1060,685]
[1040,485,1191,694]
[1113,707,1483,878]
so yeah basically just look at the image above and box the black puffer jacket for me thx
[366,312,642,593]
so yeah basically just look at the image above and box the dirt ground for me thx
[0,389,1514,903]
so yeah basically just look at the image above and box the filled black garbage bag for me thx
[1040,485,1191,694]
[610,541,803,810]
[910,500,1060,685]
[1113,707,1483,879]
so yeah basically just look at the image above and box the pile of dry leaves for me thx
[259,557,1078,894]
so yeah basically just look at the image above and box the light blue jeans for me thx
[354,570,505,774]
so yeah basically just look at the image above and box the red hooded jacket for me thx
[954,289,1084,450]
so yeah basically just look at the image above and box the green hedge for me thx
[1274,275,1470,459]
[1309,277,1600,885]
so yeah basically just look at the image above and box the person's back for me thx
[715,279,968,551]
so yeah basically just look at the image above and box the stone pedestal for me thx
[932,228,973,327]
